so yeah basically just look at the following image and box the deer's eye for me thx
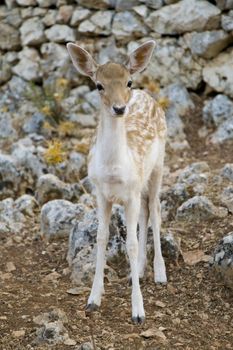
[127,80,132,88]
[96,83,104,91]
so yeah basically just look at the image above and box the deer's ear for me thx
[66,43,98,79]
[126,40,156,75]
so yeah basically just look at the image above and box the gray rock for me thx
[221,10,233,31]
[41,42,68,74]
[42,9,57,27]
[0,56,12,84]
[135,38,203,90]
[133,5,149,18]
[0,23,21,50]
[5,7,22,28]
[112,11,147,41]
[0,198,25,226]
[66,151,86,178]
[176,195,228,222]
[116,0,141,10]
[23,113,45,134]
[160,231,181,262]
[40,199,85,240]
[160,83,194,117]
[20,17,45,46]
[221,164,233,182]
[16,0,36,5]
[203,48,233,99]
[145,0,163,9]
[78,343,93,350]
[203,94,233,127]
[216,0,233,10]
[36,174,75,205]
[70,8,91,26]
[0,112,16,139]
[221,187,233,213]
[146,0,220,34]
[56,5,73,24]
[77,0,112,9]
[37,0,56,7]
[15,195,38,216]
[210,232,233,290]
[211,119,233,143]
[45,25,75,43]
[0,154,20,199]
[184,30,233,59]
[12,47,41,82]
[165,107,186,143]
[79,11,113,35]
[11,137,46,179]
[161,183,190,221]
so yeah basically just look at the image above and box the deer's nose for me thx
[113,105,126,115]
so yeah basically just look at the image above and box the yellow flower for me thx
[56,78,69,88]
[41,105,53,116]
[58,121,76,136]
[44,140,66,165]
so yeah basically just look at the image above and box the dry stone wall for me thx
[0,0,233,93]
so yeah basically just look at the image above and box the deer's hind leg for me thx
[148,167,167,284]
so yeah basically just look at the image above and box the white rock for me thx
[42,9,57,27]
[112,11,147,41]
[40,199,85,240]
[221,187,233,213]
[146,0,220,34]
[211,119,233,143]
[203,94,233,127]
[0,23,20,50]
[20,17,45,46]
[15,195,38,216]
[203,48,233,98]
[41,42,68,73]
[221,10,233,31]
[184,30,233,59]
[37,0,56,7]
[0,113,16,139]
[221,164,233,182]
[16,0,36,6]
[70,8,91,26]
[12,47,41,82]
[45,24,75,43]
[216,0,233,10]
[77,0,111,9]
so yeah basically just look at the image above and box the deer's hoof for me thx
[85,303,99,314]
[132,315,145,325]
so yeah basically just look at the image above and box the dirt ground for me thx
[0,101,233,350]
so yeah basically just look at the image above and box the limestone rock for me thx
[221,187,233,213]
[70,8,91,26]
[45,25,75,43]
[0,23,21,50]
[160,83,194,117]
[176,196,228,222]
[16,0,36,6]
[15,195,38,216]
[36,174,75,205]
[20,17,45,46]
[0,154,20,199]
[203,48,233,98]
[23,113,45,134]
[56,5,73,24]
[40,42,68,73]
[79,11,113,35]
[211,119,233,143]
[137,38,203,90]
[77,0,112,10]
[0,56,12,84]
[42,9,57,27]
[40,200,85,240]
[37,0,56,7]
[221,10,233,31]
[0,112,16,140]
[116,0,141,11]
[184,30,233,59]
[221,164,233,182]
[145,0,163,10]
[203,94,233,127]
[12,47,41,82]
[210,232,233,290]
[112,11,147,41]
[216,0,233,10]
[146,0,220,35]
[0,198,25,227]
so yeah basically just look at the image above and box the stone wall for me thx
[1,0,233,94]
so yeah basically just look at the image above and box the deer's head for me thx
[67,41,155,117]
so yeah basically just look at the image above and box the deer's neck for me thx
[96,107,128,160]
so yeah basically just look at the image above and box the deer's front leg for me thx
[86,192,112,312]
[125,194,145,324]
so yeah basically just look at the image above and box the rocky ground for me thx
[1,1,233,349]
[1,97,233,349]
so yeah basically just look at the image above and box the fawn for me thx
[67,40,167,324]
